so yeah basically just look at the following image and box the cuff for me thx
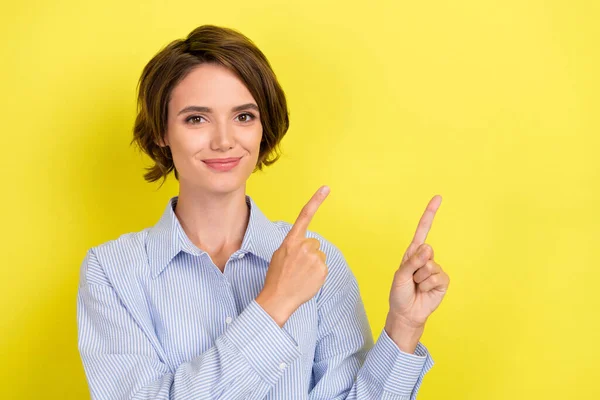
[363,328,435,396]
[225,299,302,385]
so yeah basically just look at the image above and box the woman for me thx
[77,24,450,400]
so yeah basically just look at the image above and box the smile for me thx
[202,157,242,172]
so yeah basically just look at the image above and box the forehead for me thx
[169,63,255,109]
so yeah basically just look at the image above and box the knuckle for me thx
[419,243,433,259]
[409,252,423,266]
[318,250,327,262]
[299,207,311,220]
[421,243,431,254]
[320,262,328,278]
[300,240,313,253]
[425,260,435,272]
[311,250,322,263]
[300,238,320,252]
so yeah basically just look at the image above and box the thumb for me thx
[400,243,433,275]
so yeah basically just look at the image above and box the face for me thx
[162,63,263,195]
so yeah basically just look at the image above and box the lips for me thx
[202,156,242,172]
[202,157,242,163]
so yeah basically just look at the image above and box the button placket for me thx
[221,273,237,329]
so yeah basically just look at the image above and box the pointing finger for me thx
[409,195,442,249]
[401,243,432,275]
[286,185,330,242]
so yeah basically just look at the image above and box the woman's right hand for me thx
[255,185,331,327]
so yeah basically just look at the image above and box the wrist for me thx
[255,292,296,327]
[384,313,425,354]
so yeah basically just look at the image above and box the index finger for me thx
[409,195,442,247]
[286,185,330,242]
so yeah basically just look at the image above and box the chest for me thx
[208,251,231,273]
[144,253,319,372]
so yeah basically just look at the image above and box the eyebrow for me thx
[177,103,259,116]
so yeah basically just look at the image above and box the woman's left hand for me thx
[385,195,450,349]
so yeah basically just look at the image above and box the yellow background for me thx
[1,0,598,398]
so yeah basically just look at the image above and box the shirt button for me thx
[237,253,245,259]
[279,362,287,370]
[225,316,233,324]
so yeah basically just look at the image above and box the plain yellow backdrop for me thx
[1,0,598,398]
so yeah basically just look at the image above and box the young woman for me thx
[76,24,450,400]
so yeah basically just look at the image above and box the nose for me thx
[210,120,235,151]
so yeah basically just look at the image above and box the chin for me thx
[200,175,250,195]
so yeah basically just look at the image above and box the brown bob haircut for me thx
[131,24,290,185]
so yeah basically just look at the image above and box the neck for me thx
[173,183,250,255]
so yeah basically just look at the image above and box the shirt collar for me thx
[146,194,285,279]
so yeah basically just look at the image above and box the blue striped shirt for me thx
[77,195,434,399]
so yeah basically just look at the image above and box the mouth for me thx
[202,156,242,172]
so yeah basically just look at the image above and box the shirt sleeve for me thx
[77,248,302,400]
[308,245,435,400]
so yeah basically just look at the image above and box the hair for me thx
[131,24,290,185]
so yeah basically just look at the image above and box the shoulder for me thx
[78,228,151,286]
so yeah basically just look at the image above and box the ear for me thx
[155,133,169,147]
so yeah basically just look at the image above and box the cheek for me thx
[240,129,262,153]
[252,128,263,151]
[170,131,205,157]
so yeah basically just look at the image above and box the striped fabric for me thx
[77,195,434,399]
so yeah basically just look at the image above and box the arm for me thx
[308,247,434,400]
[77,248,302,400]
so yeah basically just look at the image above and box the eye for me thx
[185,115,206,125]
[235,112,257,123]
